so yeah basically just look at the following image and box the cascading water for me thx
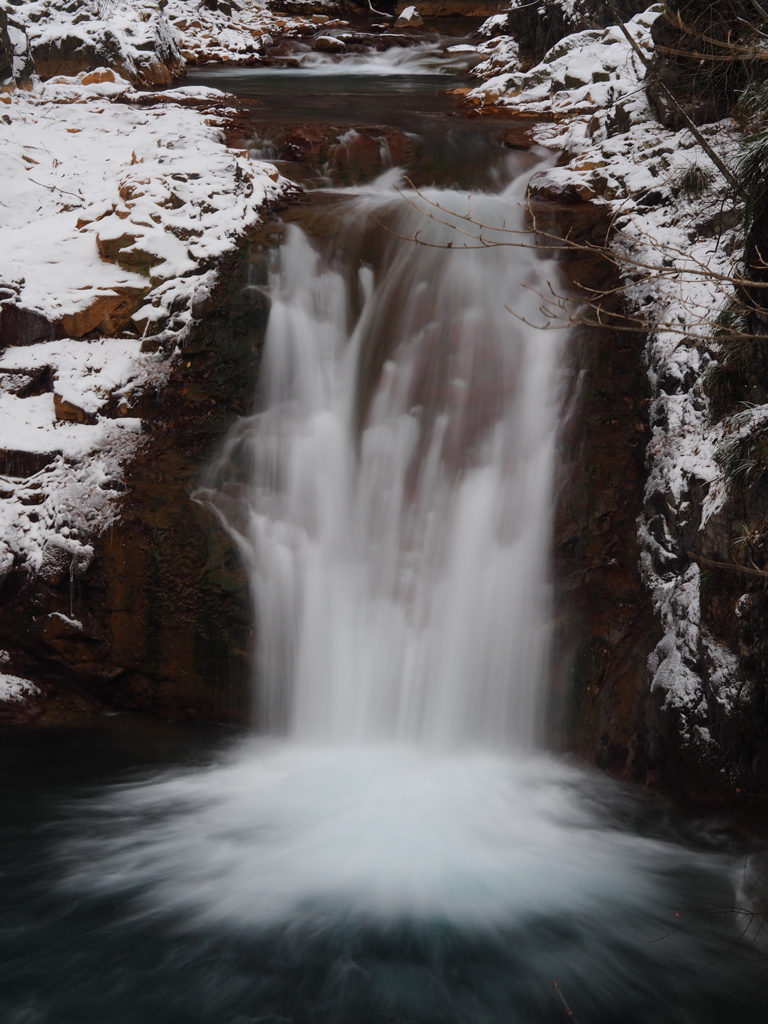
[211,171,559,749]
[8,64,762,1024]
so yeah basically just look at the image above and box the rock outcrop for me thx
[0,249,271,726]
[507,0,651,62]
[0,6,11,83]
[467,2,768,803]
[1,0,184,85]
[0,59,295,727]
[645,0,752,129]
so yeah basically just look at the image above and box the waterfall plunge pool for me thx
[1,725,766,1024]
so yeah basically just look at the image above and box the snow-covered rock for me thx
[1,0,184,85]
[506,0,653,61]
[163,0,327,65]
[471,5,748,766]
[395,6,424,28]
[0,671,39,702]
[0,71,293,577]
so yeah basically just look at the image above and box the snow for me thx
[467,9,659,113]
[0,672,40,702]
[162,0,346,66]
[476,13,508,38]
[470,34,519,79]
[1,0,183,85]
[469,3,747,744]
[0,71,288,329]
[0,65,293,578]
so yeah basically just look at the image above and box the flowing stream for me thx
[1,48,767,1024]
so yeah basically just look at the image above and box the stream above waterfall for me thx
[2,46,768,1024]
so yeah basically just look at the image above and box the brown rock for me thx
[530,173,596,204]
[329,132,382,185]
[96,231,138,261]
[313,35,346,52]
[394,6,424,28]
[54,393,97,425]
[281,125,332,162]
[80,69,117,86]
[59,287,146,337]
[115,247,165,276]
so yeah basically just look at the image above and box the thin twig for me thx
[27,176,84,205]
[552,980,581,1024]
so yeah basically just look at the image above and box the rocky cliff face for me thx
[466,2,768,804]
[0,0,184,85]
[0,7,11,83]
[645,0,752,129]
[537,192,659,784]
[507,0,651,61]
[0,56,295,728]
[4,0,768,811]
[0,230,285,728]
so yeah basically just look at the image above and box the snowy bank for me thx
[1,0,184,85]
[0,69,292,583]
[470,6,748,760]
[164,0,339,65]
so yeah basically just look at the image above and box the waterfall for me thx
[55,164,755,1024]
[208,169,561,751]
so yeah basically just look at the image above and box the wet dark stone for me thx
[0,450,62,478]
[0,7,11,83]
[0,302,62,348]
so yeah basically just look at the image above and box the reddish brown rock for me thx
[53,393,97,425]
[96,231,138,262]
[59,287,147,338]
[281,125,332,163]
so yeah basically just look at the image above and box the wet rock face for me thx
[281,124,418,185]
[531,186,659,784]
[507,0,650,62]
[0,238,277,726]
[537,186,768,802]
[0,8,12,83]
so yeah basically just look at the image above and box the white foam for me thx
[66,744,709,933]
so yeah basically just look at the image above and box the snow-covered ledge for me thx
[0,70,294,589]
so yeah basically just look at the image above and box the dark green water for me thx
[1,721,767,1024]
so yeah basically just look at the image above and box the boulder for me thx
[53,393,98,425]
[0,301,61,348]
[59,287,147,338]
[395,6,424,28]
[280,124,332,162]
[314,35,346,52]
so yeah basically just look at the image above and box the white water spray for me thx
[213,172,561,751]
